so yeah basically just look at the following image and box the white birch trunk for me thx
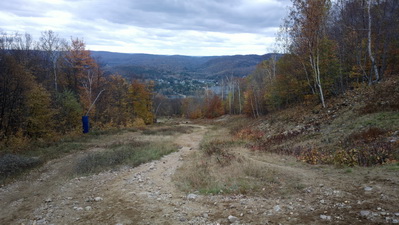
[367,0,379,84]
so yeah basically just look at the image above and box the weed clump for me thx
[200,140,237,166]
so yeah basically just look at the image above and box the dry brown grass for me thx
[173,127,304,196]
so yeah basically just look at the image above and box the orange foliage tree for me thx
[204,93,224,118]
[64,38,103,116]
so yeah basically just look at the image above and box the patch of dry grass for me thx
[75,141,178,175]
[141,125,194,136]
[174,127,304,196]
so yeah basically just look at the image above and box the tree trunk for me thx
[237,81,242,114]
[316,51,326,108]
[53,59,58,92]
[301,60,315,94]
[367,0,379,84]
[310,49,326,108]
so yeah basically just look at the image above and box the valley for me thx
[92,51,279,96]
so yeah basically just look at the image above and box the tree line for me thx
[0,31,154,149]
[180,0,399,118]
[2,0,398,147]
[248,0,399,114]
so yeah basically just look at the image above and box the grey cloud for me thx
[0,0,291,55]
[75,0,289,33]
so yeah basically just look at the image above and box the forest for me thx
[171,0,399,119]
[1,0,399,151]
[0,31,154,150]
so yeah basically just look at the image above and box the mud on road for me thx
[1,123,398,224]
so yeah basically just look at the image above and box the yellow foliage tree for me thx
[26,84,54,138]
[129,80,154,125]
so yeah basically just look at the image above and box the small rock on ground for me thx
[228,215,239,223]
[187,193,198,200]
[360,210,371,217]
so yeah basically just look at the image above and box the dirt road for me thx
[1,124,398,224]
[0,124,212,225]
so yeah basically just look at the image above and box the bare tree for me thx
[40,30,63,92]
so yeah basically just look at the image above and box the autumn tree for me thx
[39,30,65,92]
[182,95,204,119]
[129,80,155,124]
[286,0,331,107]
[55,90,82,133]
[204,91,224,118]
[0,31,159,150]
[64,38,103,116]
[0,54,35,140]
[25,84,54,138]
[95,75,131,127]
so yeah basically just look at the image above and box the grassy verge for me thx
[75,140,178,175]
[0,128,135,184]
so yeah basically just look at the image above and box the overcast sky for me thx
[0,0,290,56]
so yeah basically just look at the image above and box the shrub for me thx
[200,140,237,166]
[333,149,358,167]
[347,127,386,144]
[356,143,396,166]
[358,78,399,114]
[297,148,323,165]
[235,128,264,141]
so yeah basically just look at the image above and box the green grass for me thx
[75,141,178,175]
[384,162,399,171]
[347,111,399,131]
[344,168,353,173]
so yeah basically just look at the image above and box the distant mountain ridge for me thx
[91,51,280,80]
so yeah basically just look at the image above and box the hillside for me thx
[1,79,398,224]
[223,78,399,167]
[91,51,279,80]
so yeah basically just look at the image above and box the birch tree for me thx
[289,0,331,108]
[40,30,63,92]
[367,0,379,84]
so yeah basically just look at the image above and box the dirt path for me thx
[1,124,399,225]
[0,124,212,225]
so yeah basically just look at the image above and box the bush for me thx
[235,128,264,141]
[359,78,399,114]
[297,147,324,165]
[333,149,358,167]
[347,127,386,144]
